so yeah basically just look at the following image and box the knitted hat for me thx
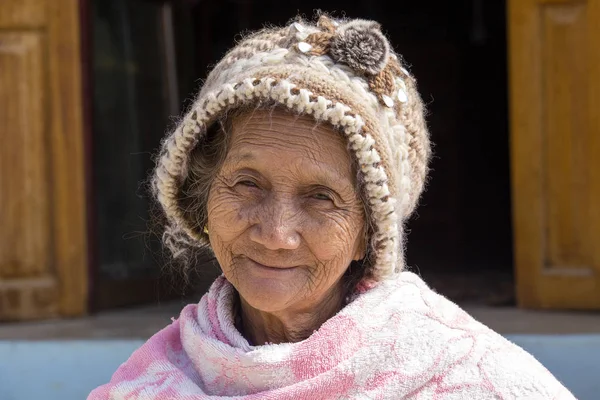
[153,15,431,281]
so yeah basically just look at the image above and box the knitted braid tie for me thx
[153,15,431,281]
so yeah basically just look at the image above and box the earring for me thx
[203,225,209,235]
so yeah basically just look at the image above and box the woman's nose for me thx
[249,198,301,250]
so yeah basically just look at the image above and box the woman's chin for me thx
[233,272,304,313]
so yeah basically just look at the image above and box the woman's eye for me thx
[312,193,332,201]
[238,180,258,188]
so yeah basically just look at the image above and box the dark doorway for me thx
[87,0,512,308]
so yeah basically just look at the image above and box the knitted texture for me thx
[87,272,575,399]
[153,15,431,280]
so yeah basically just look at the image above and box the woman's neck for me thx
[237,284,345,345]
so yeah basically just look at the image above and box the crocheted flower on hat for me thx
[293,16,407,108]
[329,20,390,76]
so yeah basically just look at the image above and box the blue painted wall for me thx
[0,335,598,399]
[0,340,144,400]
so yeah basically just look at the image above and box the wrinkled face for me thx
[207,109,366,314]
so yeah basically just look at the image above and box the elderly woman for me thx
[89,16,574,399]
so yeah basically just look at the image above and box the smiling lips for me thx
[246,257,298,272]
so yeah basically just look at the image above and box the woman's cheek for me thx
[208,189,249,239]
[305,211,360,261]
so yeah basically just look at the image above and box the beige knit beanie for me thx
[153,15,431,281]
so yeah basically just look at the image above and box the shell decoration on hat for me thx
[292,15,410,108]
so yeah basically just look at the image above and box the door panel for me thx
[0,0,46,27]
[0,33,50,280]
[0,0,87,320]
[509,0,600,309]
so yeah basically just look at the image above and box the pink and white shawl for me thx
[88,272,574,399]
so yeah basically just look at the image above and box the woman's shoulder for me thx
[364,271,575,399]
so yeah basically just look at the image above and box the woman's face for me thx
[207,109,366,314]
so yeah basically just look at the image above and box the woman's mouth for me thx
[246,257,298,274]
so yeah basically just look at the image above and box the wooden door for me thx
[0,0,88,320]
[509,0,600,309]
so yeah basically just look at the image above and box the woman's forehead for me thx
[223,109,356,184]
[228,108,348,153]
